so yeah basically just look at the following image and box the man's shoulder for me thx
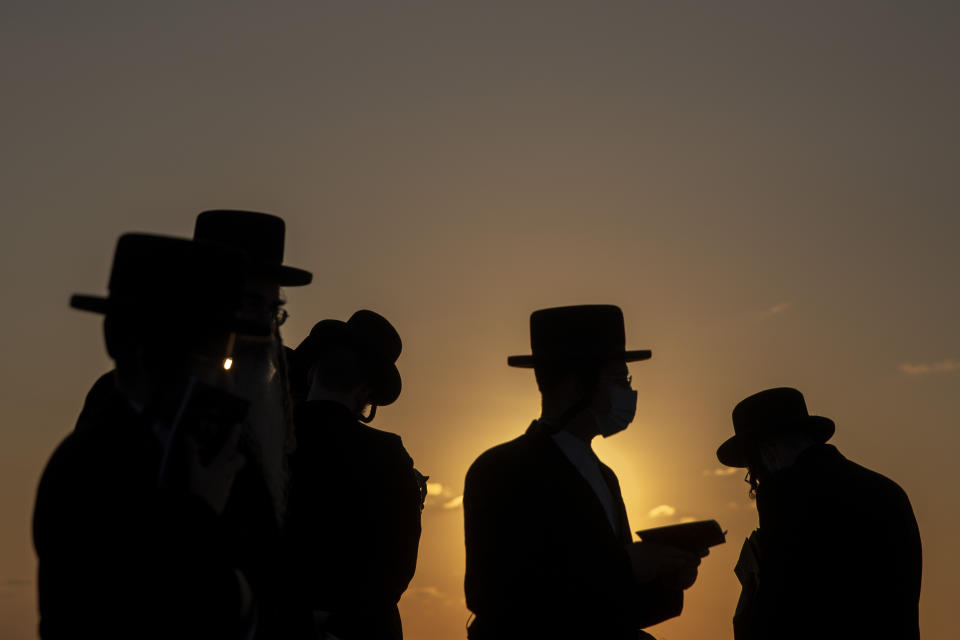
[44,408,128,480]
[38,431,87,493]
[43,398,149,484]
[354,422,409,459]
[466,429,548,482]
[297,402,406,453]
[35,408,142,542]
[834,452,912,505]
[806,447,917,530]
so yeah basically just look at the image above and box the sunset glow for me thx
[2,3,958,639]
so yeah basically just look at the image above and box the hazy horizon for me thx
[2,2,958,638]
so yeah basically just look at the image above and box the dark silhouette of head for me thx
[295,310,402,422]
[509,305,648,440]
[194,210,312,335]
[71,233,247,413]
[717,387,835,496]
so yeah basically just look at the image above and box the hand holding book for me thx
[635,519,726,556]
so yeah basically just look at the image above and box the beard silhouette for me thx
[230,333,293,524]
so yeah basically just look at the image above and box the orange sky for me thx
[2,2,959,638]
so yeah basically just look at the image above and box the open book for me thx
[635,519,726,552]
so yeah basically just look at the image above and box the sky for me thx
[2,1,958,638]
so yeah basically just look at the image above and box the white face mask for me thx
[593,385,638,438]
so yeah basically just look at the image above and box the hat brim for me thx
[253,264,312,287]
[716,415,836,467]
[507,349,652,368]
[70,294,110,314]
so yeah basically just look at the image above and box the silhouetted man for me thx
[194,210,314,639]
[286,310,424,640]
[34,234,253,638]
[190,210,312,525]
[717,387,922,640]
[76,210,311,443]
[64,211,315,638]
[464,305,701,640]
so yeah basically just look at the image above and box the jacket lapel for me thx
[526,422,627,544]
[598,462,632,543]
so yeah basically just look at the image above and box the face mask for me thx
[593,385,638,438]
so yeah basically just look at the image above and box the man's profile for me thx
[33,234,253,639]
[286,310,424,640]
[718,387,922,640]
[463,305,702,640]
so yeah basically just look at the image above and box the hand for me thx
[625,541,699,584]
[663,562,700,590]
[182,421,246,514]
[666,545,709,590]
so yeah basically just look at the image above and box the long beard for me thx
[232,337,292,524]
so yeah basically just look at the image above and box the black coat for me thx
[285,400,422,640]
[463,421,684,640]
[221,454,313,640]
[735,444,922,640]
[65,372,312,639]
[33,390,248,639]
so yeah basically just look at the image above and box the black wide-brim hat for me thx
[70,233,247,353]
[194,210,312,287]
[507,304,651,368]
[717,387,835,468]
[295,310,402,406]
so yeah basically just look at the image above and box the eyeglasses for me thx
[241,291,288,329]
[600,374,632,388]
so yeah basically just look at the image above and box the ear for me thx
[104,316,141,372]
[557,371,582,398]
[578,373,608,412]
[357,381,374,407]
[103,316,121,361]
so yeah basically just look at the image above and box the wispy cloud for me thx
[407,585,462,608]
[679,516,697,524]
[408,586,445,599]
[422,480,463,510]
[766,301,792,316]
[702,467,739,477]
[899,358,960,376]
[647,504,676,518]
